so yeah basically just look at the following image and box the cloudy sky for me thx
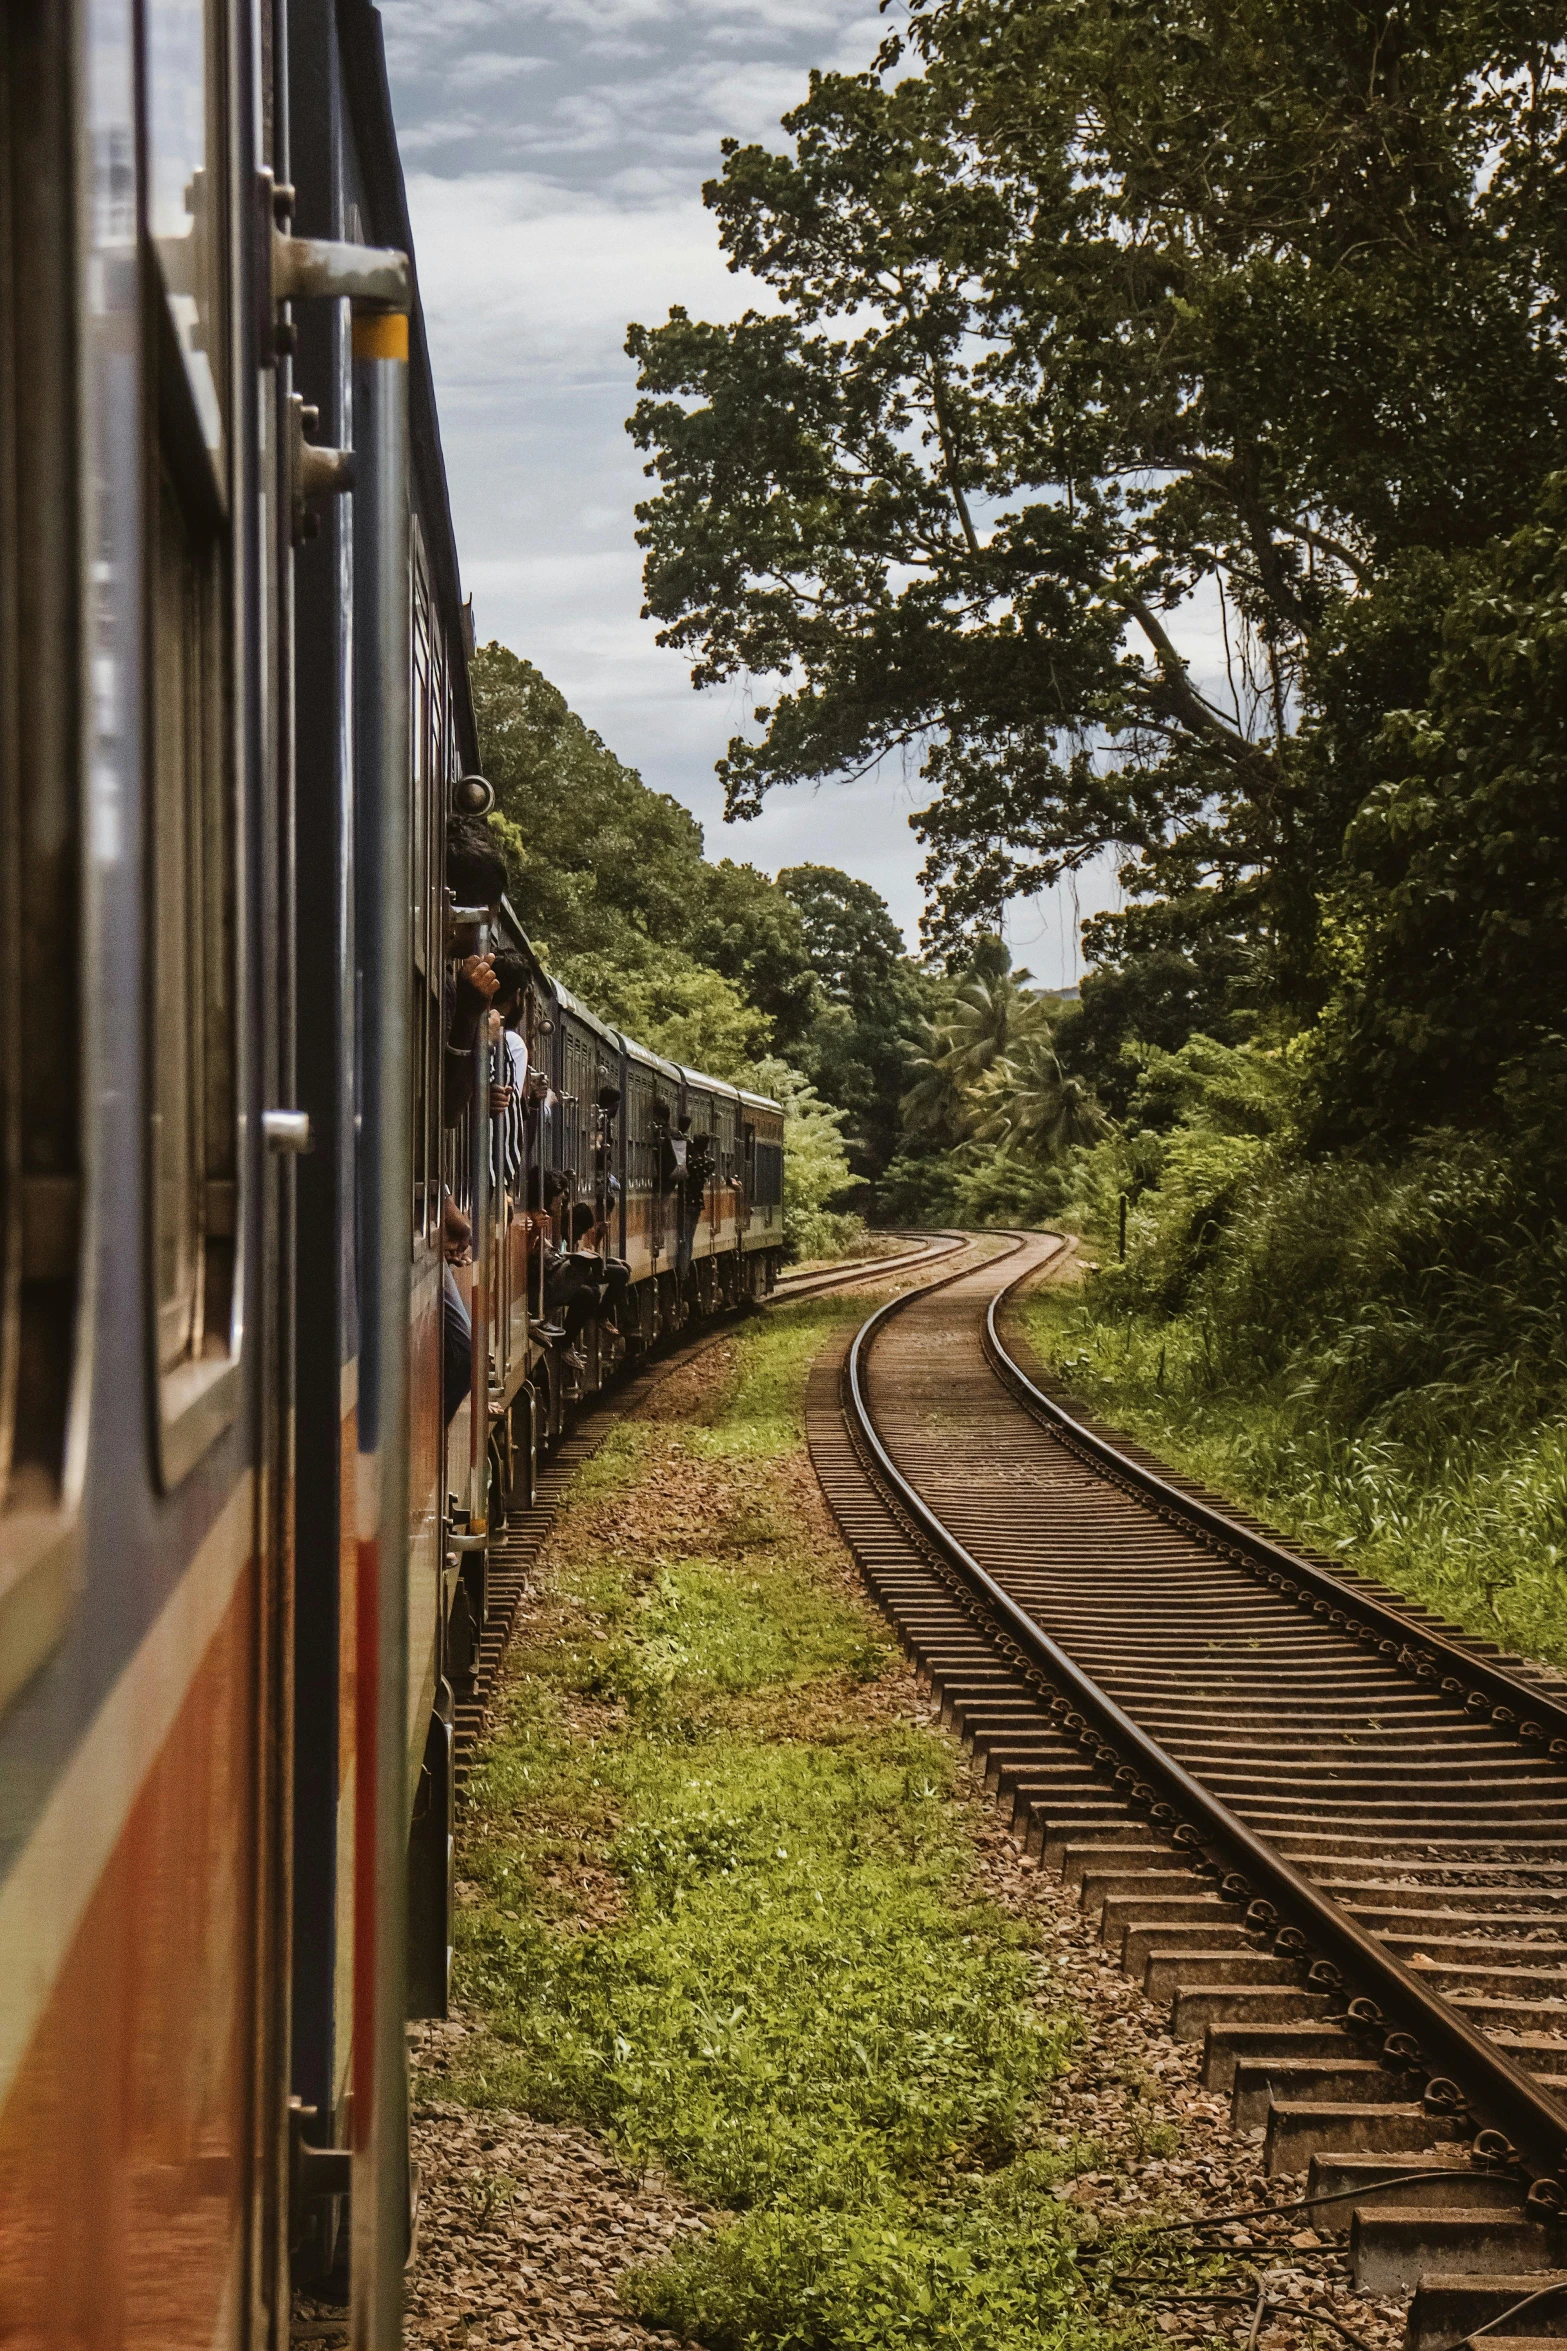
[378,0,1121,978]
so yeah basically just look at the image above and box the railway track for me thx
[772,1227,968,1298]
[452,1231,973,1786]
[808,1231,1567,2349]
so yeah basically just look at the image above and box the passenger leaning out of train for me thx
[441,1192,474,1426]
[486,950,530,1202]
[568,1201,631,1330]
[540,1204,630,1379]
[520,1168,569,1348]
[443,815,507,1123]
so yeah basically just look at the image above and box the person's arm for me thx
[443,955,500,1124]
[449,952,498,1050]
[442,1193,473,1265]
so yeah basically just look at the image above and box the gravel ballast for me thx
[387,1285,1408,2351]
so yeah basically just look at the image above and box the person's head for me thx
[544,1167,568,1209]
[570,1202,598,1245]
[446,814,507,913]
[490,949,528,1022]
[677,1112,692,1134]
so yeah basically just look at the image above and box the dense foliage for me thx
[471,643,951,1244]
[625,0,1567,1124]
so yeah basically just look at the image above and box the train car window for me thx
[0,0,83,1711]
[754,1139,784,1210]
[145,0,238,1484]
[144,0,227,499]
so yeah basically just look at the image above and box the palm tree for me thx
[899,939,1055,1140]
[970,1032,1105,1159]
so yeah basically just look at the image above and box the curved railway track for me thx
[772,1227,968,1298]
[809,1232,1567,2349]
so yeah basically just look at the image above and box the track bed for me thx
[811,1234,1567,2348]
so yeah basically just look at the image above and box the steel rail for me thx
[980,1266,1567,1750]
[774,1229,968,1301]
[844,1239,1567,2195]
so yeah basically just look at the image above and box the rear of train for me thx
[0,4,783,2345]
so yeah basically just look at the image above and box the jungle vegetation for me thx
[603,0,1567,1653]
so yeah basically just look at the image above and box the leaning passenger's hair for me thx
[490,949,528,1007]
[446,813,507,909]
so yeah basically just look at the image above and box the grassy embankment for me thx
[1018,1210,1567,1677]
[442,1295,1148,2350]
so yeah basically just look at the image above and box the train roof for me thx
[548,979,620,1050]
[513,959,781,1117]
[675,1064,739,1102]
[621,1033,684,1086]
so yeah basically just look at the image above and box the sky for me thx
[377,0,1129,978]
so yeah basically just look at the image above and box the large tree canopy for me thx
[627,0,1567,998]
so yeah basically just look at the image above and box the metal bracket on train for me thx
[288,2097,352,2256]
[286,394,355,545]
[260,169,409,362]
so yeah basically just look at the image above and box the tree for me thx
[473,643,709,962]
[1054,946,1244,1120]
[777,864,932,1180]
[970,1033,1105,1159]
[685,857,820,1056]
[1313,478,1567,1151]
[626,0,1567,1005]
[779,864,907,1003]
[900,938,1053,1139]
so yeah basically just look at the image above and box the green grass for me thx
[680,1295,868,1457]
[1020,1283,1567,1674]
[443,1295,1149,2350]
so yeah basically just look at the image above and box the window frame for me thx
[140,0,242,1491]
[0,0,87,1715]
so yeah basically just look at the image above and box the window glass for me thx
[151,464,234,1387]
[144,0,236,1476]
[144,0,224,471]
[0,0,82,1712]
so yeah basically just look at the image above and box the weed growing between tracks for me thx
[1018,1281,1567,1675]
[445,1298,1147,2351]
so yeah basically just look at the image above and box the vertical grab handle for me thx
[351,305,412,2351]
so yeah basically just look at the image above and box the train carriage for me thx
[620,1035,685,1309]
[740,1089,787,1289]
[0,3,783,2345]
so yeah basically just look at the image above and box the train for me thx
[0,3,784,2345]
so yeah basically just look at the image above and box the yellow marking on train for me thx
[352,312,409,363]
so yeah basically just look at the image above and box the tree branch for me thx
[925,368,984,561]
[1110,583,1263,764]
[1279,516,1374,586]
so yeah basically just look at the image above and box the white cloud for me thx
[381,0,1123,958]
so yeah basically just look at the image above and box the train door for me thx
[0,3,300,2343]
